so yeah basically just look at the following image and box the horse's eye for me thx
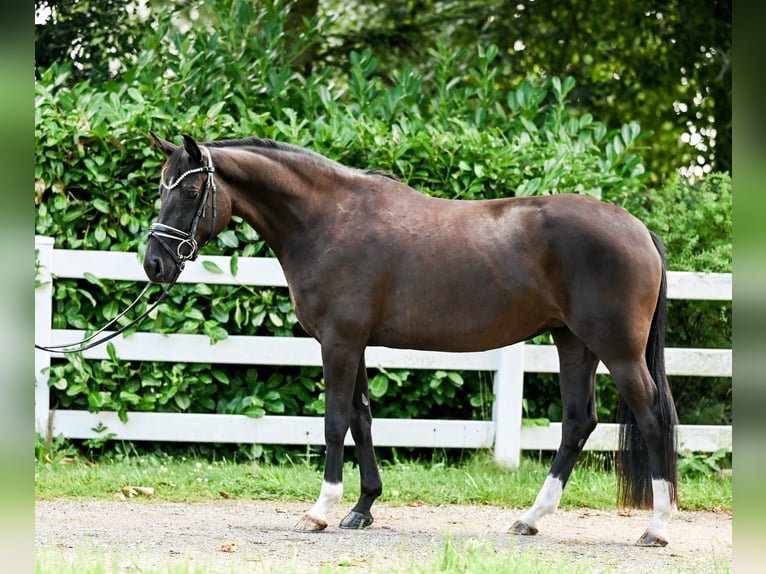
[186,189,199,199]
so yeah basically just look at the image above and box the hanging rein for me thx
[35,147,217,354]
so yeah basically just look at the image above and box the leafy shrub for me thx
[678,448,731,479]
[629,171,732,273]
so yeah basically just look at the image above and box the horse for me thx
[143,132,678,547]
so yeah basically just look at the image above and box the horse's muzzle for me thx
[143,239,177,284]
[143,253,169,283]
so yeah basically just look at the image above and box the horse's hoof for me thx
[635,530,668,547]
[339,510,374,529]
[294,514,328,532]
[509,520,538,536]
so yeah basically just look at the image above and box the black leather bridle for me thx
[35,147,217,354]
[148,145,217,270]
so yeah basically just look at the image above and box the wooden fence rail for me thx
[34,236,732,467]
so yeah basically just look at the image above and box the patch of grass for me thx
[33,540,611,574]
[36,538,731,574]
[35,447,731,512]
[404,538,603,574]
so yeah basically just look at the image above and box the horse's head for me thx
[144,132,228,283]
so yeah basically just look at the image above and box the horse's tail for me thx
[616,231,679,509]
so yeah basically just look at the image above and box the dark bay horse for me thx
[144,133,678,547]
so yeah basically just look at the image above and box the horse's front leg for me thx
[340,356,382,529]
[295,340,362,532]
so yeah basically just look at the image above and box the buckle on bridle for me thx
[176,237,198,261]
[148,223,199,266]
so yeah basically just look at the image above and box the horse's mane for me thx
[363,168,400,181]
[205,136,400,182]
[207,136,308,156]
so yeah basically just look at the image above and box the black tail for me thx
[616,232,679,509]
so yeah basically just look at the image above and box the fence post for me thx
[492,342,525,468]
[35,236,54,437]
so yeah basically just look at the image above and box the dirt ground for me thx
[35,499,731,573]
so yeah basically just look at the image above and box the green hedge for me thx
[35,1,731,442]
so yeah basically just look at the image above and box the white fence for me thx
[34,235,732,467]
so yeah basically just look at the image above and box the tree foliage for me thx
[35,0,731,178]
[35,0,151,84]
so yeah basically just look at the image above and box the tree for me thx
[35,0,151,85]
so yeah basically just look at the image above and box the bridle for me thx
[148,145,217,271]
[35,147,217,354]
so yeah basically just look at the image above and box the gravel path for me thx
[35,499,731,573]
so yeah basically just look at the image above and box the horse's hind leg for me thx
[510,327,599,535]
[608,359,677,546]
[339,356,382,529]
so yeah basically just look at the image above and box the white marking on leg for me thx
[518,475,564,528]
[306,480,343,524]
[646,479,676,540]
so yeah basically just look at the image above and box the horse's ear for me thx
[149,131,178,157]
[181,134,203,163]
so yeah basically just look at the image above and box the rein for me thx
[34,275,177,354]
[35,147,217,354]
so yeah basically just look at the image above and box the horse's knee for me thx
[561,413,597,450]
[324,416,350,446]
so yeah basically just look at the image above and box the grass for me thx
[33,539,635,574]
[35,537,732,574]
[35,446,731,512]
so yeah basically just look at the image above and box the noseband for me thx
[148,146,217,271]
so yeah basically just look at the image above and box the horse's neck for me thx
[222,148,342,258]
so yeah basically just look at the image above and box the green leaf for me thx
[218,230,239,249]
[202,260,225,274]
[520,117,538,133]
[230,252,239,276]
[83,272,105,289]
[52,377,68,390]
[186,308,205,321]
[368,374,389,398]
[119,390,141,405]
[268,312,283,327]
[103,300,119,321]
[245,407,266,419]
[205,325,228,344]
[446,372,464,386]
[210,303,229,323]
[174,393,191,410]
[522,417,551,427]
[233,301,244,327]
[91,198,110,214]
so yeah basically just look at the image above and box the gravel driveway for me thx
[35,499,731,573]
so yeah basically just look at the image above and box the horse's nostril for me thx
[144,256,163,282]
